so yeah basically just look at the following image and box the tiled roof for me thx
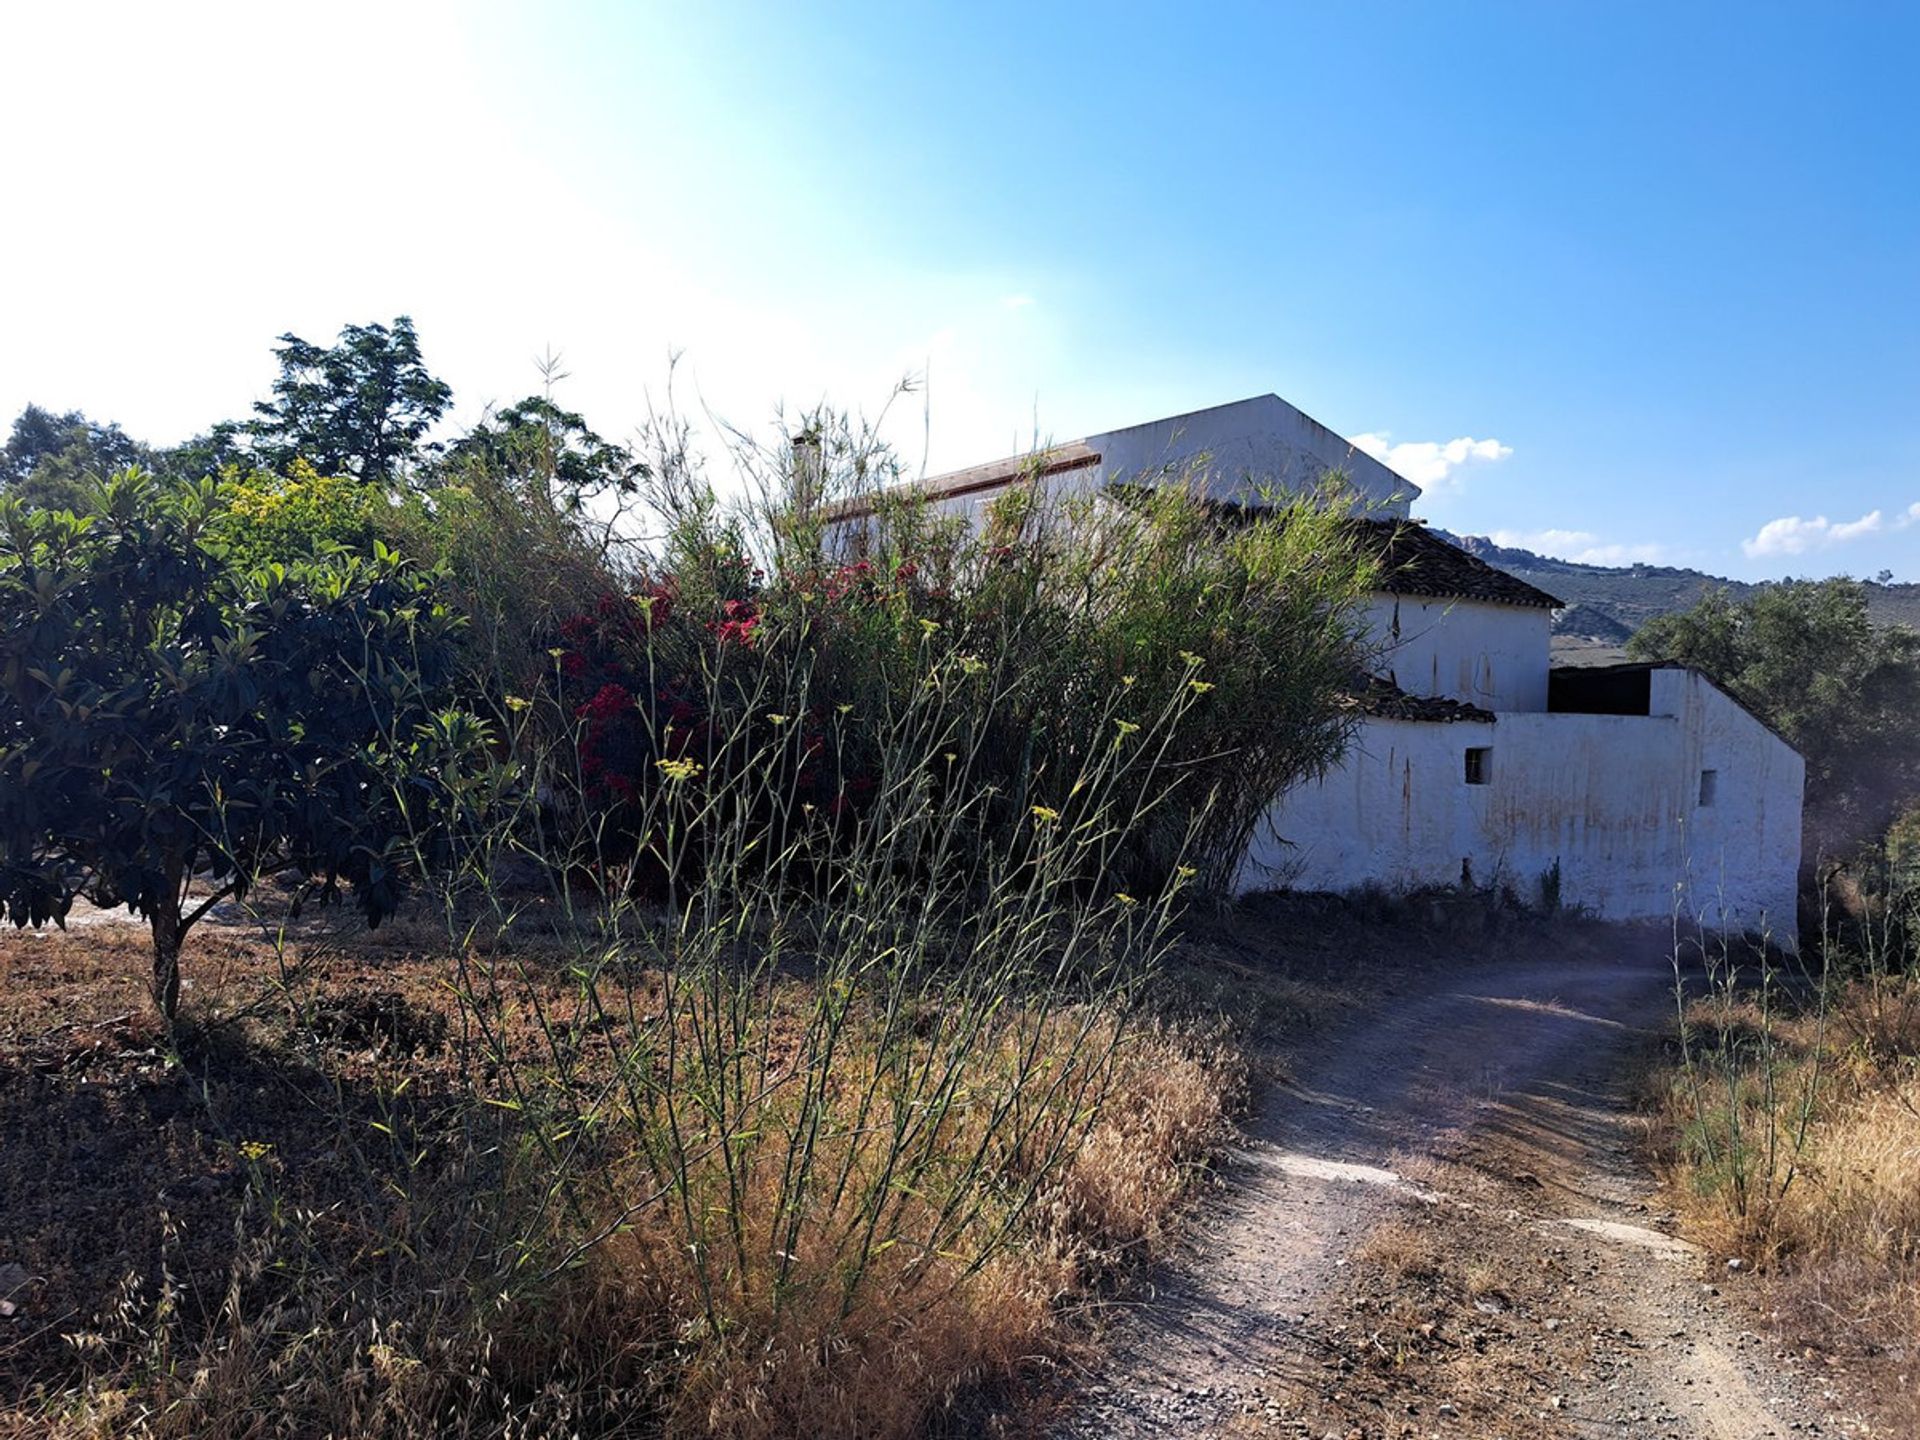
[1347,519,1564,610]
[1354,676,1496,724]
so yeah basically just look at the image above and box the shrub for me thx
[0,469,488,1018]
[4,399,1378,1435]
[540,430,1378,899]
[1655,920,1920,1431]
[213,458,391,570]
[1888,805,1920,911]
[388,417,636,713]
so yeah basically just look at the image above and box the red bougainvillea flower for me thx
[712,597,761,647]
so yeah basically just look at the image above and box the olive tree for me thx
[0,470,488,1018]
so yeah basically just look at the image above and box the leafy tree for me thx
[394,384,648,705]
[159,420,250,482]
[248,316,453,484]
[1630,579,1920,852]
[440,394,648,516]
[2,404,152,512]
[0,470,487,1018]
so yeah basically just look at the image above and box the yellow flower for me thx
[1114,719,1140,737]
[1179,650,1204,669]
[766,712,790,725]
[1114,892,1138,907]
[1188,679,1215,695]
[1030,805,1061,823]
[504,695,531,713]
[655,758,703,783]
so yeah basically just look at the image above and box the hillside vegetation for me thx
[1435,529,1920,641]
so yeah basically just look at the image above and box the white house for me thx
[831,394,1806,942]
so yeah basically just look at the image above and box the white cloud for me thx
[1830,510,1885,542]
[1349,432,1512,494]
[1742,508,1888,558]
[1487,529,1668,566]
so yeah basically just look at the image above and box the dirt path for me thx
[1060,953,1879,1438]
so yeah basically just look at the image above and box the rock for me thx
[0,1262,30,1317]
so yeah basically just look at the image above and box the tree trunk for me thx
[151,900,184,1021]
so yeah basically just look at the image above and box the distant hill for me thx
[1431,530,1920,643]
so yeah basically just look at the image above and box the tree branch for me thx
[182,881,242,932]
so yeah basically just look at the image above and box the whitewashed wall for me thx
[1651,668,1806,941]
[1364,595,1551,713]
[1243,685,1804,943]
[1088,395,1415,517]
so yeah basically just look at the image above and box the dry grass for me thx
[1356,1220,1442,1284]
[0,916,1237,1440]
[1651,968,1920,1431]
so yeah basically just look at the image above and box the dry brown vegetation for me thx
[1649,950,1920,1432]
[0,882,1492,1440]
[0,907,1244,1440]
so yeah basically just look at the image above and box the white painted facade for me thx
[831,394,1807,941]
[1242,664,1806,943]
[1364,595,1552,714]
[1087,396,1414,516]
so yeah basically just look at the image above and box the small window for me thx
[1465,747,1492,786]
[1699,769,1718,806]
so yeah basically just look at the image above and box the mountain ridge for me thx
[1429,529,1920,642]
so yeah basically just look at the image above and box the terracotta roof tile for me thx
[1347,519,1564,610]
[1352,676,1497,724]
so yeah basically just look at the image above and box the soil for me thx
[0,900,600,1394]
[1059,946,1886,1438]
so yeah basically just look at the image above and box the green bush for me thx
[0,469,488,1017]
[214,458,392,570]
[546,431,1378,898]
[1889,806,1920,913]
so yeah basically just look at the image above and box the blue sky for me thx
[3,2,1915,579]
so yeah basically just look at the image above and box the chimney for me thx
[790,427,823,507]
